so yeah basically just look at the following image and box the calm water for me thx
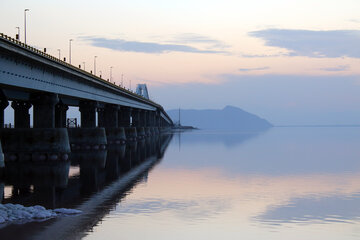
[1,127,360,239]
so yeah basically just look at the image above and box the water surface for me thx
[2,127,360,239]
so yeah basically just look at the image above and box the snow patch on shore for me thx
[0,204,81,225]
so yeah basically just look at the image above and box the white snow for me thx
[0,203,81,225]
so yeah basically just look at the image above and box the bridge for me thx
[0,33,173,166]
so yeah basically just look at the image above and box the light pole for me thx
[82,62,86,70]
[110,66,113,82]
[57,49,61,59]
[24,9,29,44]
[121,74,123,87]
[16,27,20,40]
[69,39,73,64]
[99,71,102,78]
[94,56,97,75]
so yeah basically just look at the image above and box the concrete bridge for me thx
[0,33,173,166]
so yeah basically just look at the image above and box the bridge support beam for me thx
[118,107,132,127]
[97,108,105,127]
[79,101,98,128]
[11,100,32,128]
[32,93,59,128]
[55,101,68,128]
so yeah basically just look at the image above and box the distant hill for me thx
[167,105,273,131]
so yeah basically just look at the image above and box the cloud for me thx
[320,65,350,72]
[239,67,269,72]
[168,33,230,49]
[241,53,288,58]
[81,36,226,54]
[249,29,360,58]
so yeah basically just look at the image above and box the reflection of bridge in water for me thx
[0,133,173,239]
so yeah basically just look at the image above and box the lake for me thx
[1,127,360,239]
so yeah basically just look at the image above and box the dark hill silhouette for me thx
[167,105,272,131]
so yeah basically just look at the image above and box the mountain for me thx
[167,105,273,131]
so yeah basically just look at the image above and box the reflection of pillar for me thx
[79,101,98,128]
[55,101,69,128]
[104,104,119,128]
[11,100,32,128]
[32,93,59,128]
[118,107,132,127]
[132,109,140,127]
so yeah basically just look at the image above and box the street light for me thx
[57,49,61,59]
[94,56,97,75]
[69,39,73,64]
[82,62,86,70]
[15,27,20,40]
[110,66,113,82]
[24,9,29,44]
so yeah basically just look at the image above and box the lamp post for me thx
[110,66,113,82]
[57,49,61,59]
[99,71,102,78]
[82,62,86,70]
[69,39,73,64]
[24,9,29,44]
[16,27,20,40]
[121,74,123,87]
[94,56,97,75]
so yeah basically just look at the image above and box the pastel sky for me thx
[1,0,360,125]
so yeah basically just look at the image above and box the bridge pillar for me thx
[11,100,32,128]
[146,111,152,127]
[104,104,119,128]
[118,107,132,127]
[79,101,98,128]
[32,93,59,128]
[0,90,8,128]
[55,101,69,128]
[97,107,105,127]
[131,109,140,127]
[0,99,8,128]
[139,110,147,126]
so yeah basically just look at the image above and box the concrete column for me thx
[149,111,156,127]
[97,107,105,127]
[32,93,59,128]
[0,99,8,128]
[11,100,32,128]
[132,109,140,127]
[139,110,147,126]
[55,102,69,128]
[79,101,98,128]
[104,104,119,128]
[118,107,132,127]
[146,111,151,127]
[0,90,8,128]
